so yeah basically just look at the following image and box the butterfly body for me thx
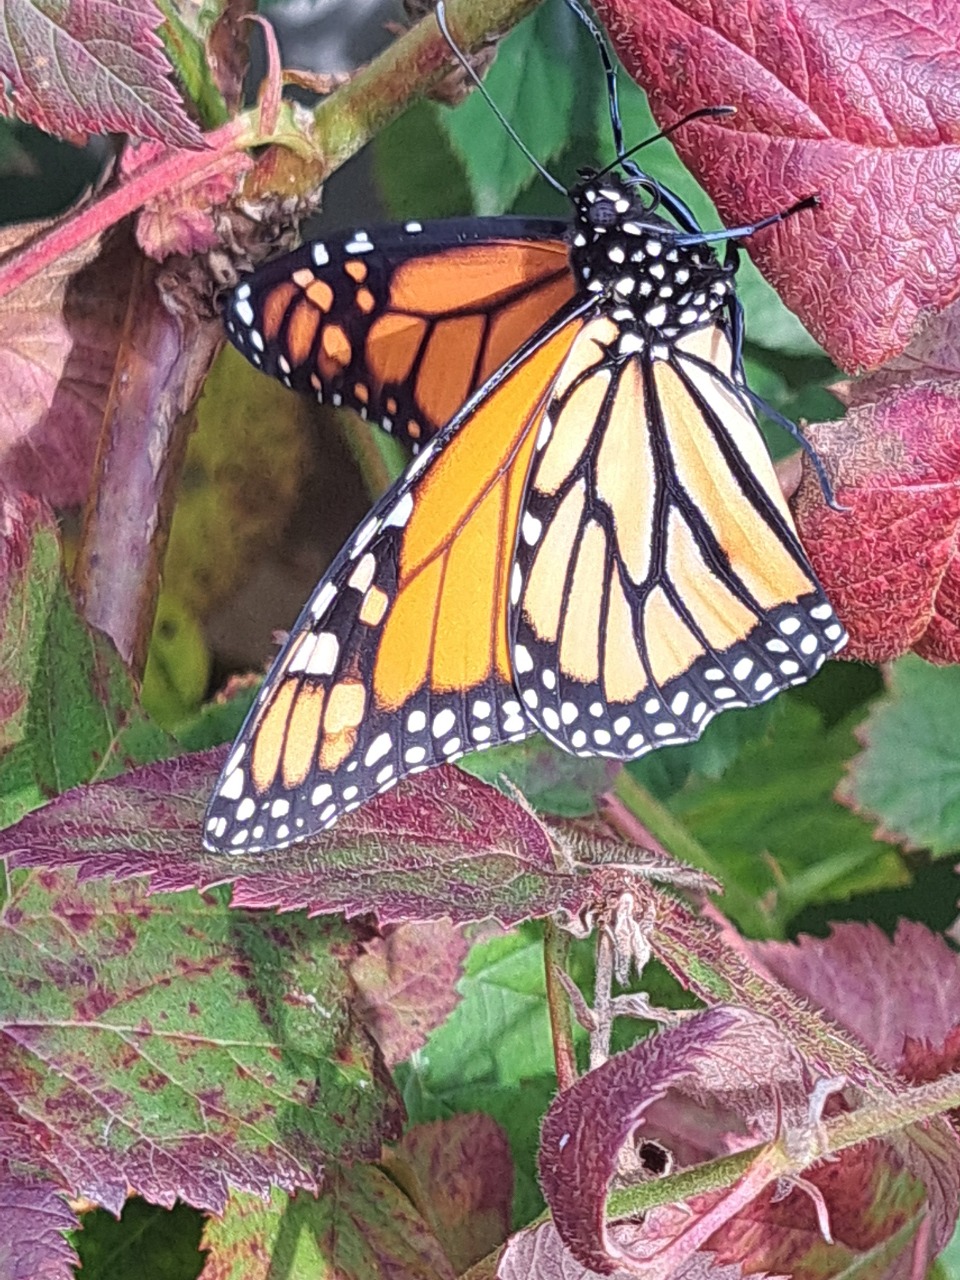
[205,167,846,854]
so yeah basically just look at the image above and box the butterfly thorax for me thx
[569,170,733,340]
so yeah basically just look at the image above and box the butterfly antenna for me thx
[594,105,736,181]
[672,193,819,246]
[563,0,627,158]
[435,2,567,197]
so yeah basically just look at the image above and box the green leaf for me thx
[839,656,960,857]
[0,497,173,829]
[0,871,401,1214]
[374,100,472,221]
[437,4,579,214]
[459,735,618,816]
[172,682,258,752]
[663,701,909,937]
[202,1173,454,1279]
[395,927,560,1225]
[628,699,779,800]
[154,0,229,129]
[141,592,211,731]
[73,1199,204,1280]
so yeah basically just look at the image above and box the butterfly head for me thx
[569,169,734,335]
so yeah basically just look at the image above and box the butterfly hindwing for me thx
[204,300,593,852]
[509,315,847,758]
[224,218,574,452]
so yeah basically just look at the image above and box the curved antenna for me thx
[435,2,567,197]
[594,105,736,181]
[563,0,629,162]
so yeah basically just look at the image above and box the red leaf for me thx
[538,990,960,1277]
[0,224,138,507]
[384,1115,514,1273]
[793,378,960,663]
[748,921,960,1253]
[538,1008,751,1274]
[0,0,202,147]
[750,921,960,1081]
[349,922,470,1068]
[0,1161,77,1280]
[594,0,960,370]
[0,748,614,926]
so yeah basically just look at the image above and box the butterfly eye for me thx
[587,201,619,229]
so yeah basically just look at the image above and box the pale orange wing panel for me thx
[222,222,573,451]
[204,305,589,853]
[510,336,847,762]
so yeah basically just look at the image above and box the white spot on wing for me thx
[384,491,414,529]
[311,581,338,619]
[365,733,392,767]
[308,632,339,676]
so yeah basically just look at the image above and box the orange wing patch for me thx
[223,227,574,450]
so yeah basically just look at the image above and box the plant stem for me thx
[544,919,578,1091]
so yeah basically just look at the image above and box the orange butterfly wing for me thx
[225,220,574,452]
[205,300,593,852]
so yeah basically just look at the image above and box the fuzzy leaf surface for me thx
[538,995,960,1276]
[0,0,201,146]
[750,920,960,1080]
[794,380,960,665]
[1,749,646,926]
[0,1163,77,1280]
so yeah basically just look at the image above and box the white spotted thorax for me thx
[568,170,732,340]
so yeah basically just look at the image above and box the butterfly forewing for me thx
[224,219,573,452]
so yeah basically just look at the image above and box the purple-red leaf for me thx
[0,748,630,926]
[0,0,202,147]
[0,224,138,508]
[538,985,960,1278]
[0,1162,77,1280]
[750,921,960,1081]
[793,373,960,664]
[595,0,960,371]
[538,1008,748,1274]
[349,922,470,1067]
[383,1115,514,1273]
[0,869,401,1215]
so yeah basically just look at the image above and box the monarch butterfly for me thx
[203,19,847,856]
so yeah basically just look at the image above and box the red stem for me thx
[0,120,245,301]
